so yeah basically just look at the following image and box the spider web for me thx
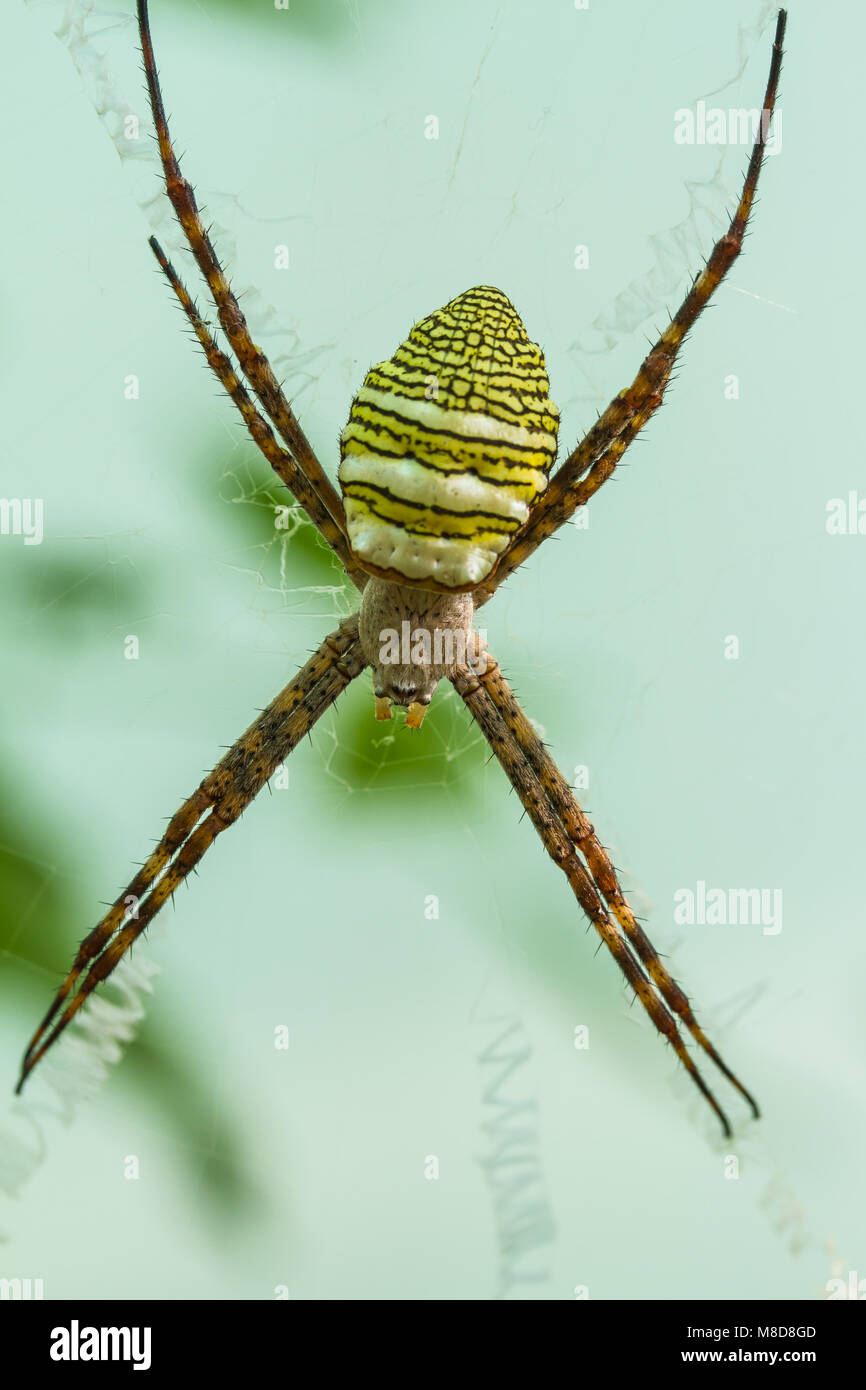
[23,0,333,405]
[5,0,838,1303]
[565,0,783,389]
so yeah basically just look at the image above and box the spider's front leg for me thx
[451,657,758,1137]
[480,9,787,600]
[16,618,365,1092]
[137,0,365,584]
[148,238,362,584]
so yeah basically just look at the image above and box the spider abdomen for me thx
[339,286,559,589]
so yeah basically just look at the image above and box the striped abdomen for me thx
[338,286,559,589]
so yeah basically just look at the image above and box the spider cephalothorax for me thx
[17,1,788,1140]
[358,578,483,726]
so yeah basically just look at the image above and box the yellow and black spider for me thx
[17,1,787,1137]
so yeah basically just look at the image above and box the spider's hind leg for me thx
[478,659,760,1122]
[17,618,365,1092]
[452,658,759,1137]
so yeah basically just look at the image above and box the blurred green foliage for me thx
[168,0,381,44]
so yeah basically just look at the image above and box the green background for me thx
[1,0,862,1300]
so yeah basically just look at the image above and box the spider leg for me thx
[136,1,346,540]
[148,237,366,587]
[481,9,786,600]
[451,659,753,1137]
[16,617,365,1093]
[475,656,759,1120]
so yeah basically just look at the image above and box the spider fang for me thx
[405,701,428,730]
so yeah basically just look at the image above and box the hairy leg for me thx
[137,0,346,537]
[451,659,757,1135]
[482,10,786,600]
[477,656,759,1117]
[149,238,366,585]
[17,617,365,1091]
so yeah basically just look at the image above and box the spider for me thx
[17,2,786,1137]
